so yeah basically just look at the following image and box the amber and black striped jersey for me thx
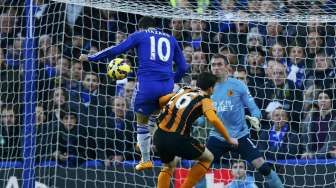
[157,87,215,136]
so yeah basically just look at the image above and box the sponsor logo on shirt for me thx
[227,89,234,96]
[213,100,234,112]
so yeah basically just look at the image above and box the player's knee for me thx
[257,162,271,176]
[199,148,214,163]
[161,166,174,177]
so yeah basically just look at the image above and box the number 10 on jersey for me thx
[150,36,171,62]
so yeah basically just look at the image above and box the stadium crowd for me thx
[0,0,336,169]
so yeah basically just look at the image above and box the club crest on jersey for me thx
[227,89,234,96]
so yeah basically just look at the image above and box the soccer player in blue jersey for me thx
[206,54,284,188]
[79,16,188,171]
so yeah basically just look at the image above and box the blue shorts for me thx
[133,79,174,116]
[206,135,262,164]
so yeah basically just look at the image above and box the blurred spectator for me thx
[180,45,194,85]
[306,31,325,59]
[303,84,323,114]
[20,0,64,41]
[5,36,24,69]
[67,60,83,91]
[268,43,287,65]
[0,48,4,68]
[301,90,336,159]
[187,19,210,53]
[265,22,286,48]
[115,31,127,45]
[226,160,258,188]
[258,0,277,14]
[258,107,300,160]
[284,22,307,47]
[304,52,336,90]
[74,72,102,106]
[168,18,190,47]
[0,48,21,103]
[55,56,71,81]
[220,0,236,12]
[306,22,336,57]
[247,0,259,13]
[62,2,95,55]
[38,34,52,65]
[46,45,62,68]
[123,80,136,110]
[219,45,238,71]
[65,33,91,59]
[183,45,193,64]
[52,109,87,167]
[218,11,249,63]
[246,27,264,50]
[264,62,303,132]
[69,71,107,160]
[36,44,63,102]
[92,10,119,49]
[307,22,325,34]
[265,59,278,79]
[286,46,306,89]
[245,47,266,86]
[234,66,264,109]
[190,49,209,76]
[102,96,137,166]
[233,66,248,84]
[0,104,21,161]
[0,9,17,49]
[47,87,69,122]
[34,104,54,163]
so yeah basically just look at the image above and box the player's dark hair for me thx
[138,16,156,29]
[196,72,218,91]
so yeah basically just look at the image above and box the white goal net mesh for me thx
[0,0,336,187]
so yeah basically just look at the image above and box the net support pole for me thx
[22,0,36,187]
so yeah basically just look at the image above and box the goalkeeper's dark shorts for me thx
[153,128,205,164]
[206,135,262,164]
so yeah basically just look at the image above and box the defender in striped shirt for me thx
[154,72,237,188]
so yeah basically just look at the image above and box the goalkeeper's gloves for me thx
[245,115,260,131]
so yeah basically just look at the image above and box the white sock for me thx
[148,115,158,134]
[137,123,151,162]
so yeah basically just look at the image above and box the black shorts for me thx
[153,128,205,163]
[206,135,262,164]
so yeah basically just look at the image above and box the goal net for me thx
[0,0,336,187]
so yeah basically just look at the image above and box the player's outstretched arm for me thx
[205,110,238,147]
[80,32,141,62]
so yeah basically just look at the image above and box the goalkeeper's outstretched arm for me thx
[204,110,238,147]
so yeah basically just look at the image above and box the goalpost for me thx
[0,0,336,187]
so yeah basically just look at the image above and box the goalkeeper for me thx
[206,54,284,188]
